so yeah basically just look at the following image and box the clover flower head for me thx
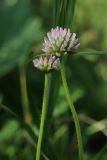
[42,26,80,56]
[33,55,60,72]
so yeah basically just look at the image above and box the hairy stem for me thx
[60,59,84,160]
[36,74,49,160]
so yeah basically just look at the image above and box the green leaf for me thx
[74,51,107,56]
[0,120,19,142]
[0,104,50,160]
[53,86,84,117]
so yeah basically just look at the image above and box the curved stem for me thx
[36,74,49,160]
[60,60,84,160]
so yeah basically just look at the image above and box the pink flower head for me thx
[42,27,80,56]
[33,55,60,72]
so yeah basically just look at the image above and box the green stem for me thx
[36,74,49,160]
[60,59,84,160]
[19,65,32,124]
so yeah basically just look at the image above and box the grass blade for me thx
[0,104,50,160]
[74,51,107,56]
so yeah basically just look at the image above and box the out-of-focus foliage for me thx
[0,0,43,76]
[0,119,35,160]
[0,0,107,160]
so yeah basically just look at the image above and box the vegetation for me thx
[0,0,107,160]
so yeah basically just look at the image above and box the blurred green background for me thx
[0,0,107,159]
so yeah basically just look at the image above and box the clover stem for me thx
[60,59,84,160]
[36,73,49,160]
